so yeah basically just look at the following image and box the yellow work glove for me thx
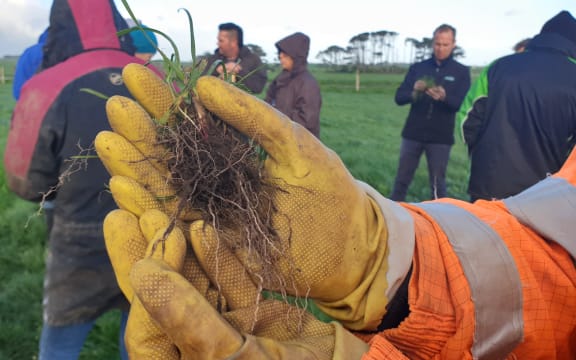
[96,64,370,358]
[103,209,187,358]
[104,207,368,359]
[194,76,391,331]
[130,258,370,359]
[95,63,200,221]
[126,218,369,359]
[96,63,392,331]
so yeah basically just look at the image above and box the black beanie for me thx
[540,10,576,44]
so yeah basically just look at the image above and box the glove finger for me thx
[110,175,201,221]
[179,245,220,304]
[95,130,172,194]
[97,135,201,221]
[118,211,191,359]
[103,209,147,302]
[189,220,260,310]
[196,76,324,171]
[109,176,165,217]
[122,63,174,122]
[125,298,180,359]
[125,208,185,358]
[223,299,333,342]
[139,208,173,240]
[105,95,168,174]
[103,208,188,302]
[140,209,187,272]
[131,258,244,358]
[140,211,220,308]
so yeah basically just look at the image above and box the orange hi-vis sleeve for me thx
[363,199,575,360]
[361,150,576,360]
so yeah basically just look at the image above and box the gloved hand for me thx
[103,207,257,359]
[194,75,397,331]
[96,63,370,358]
[96,63,402,331]
[103,208,187,358]
[110,214,369,359]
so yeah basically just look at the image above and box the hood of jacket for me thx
[526,10,576,59]
[275,32,310,71]
[42,0,134,70]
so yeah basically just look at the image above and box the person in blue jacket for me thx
[390,24,470,202]
[12,28,48,100]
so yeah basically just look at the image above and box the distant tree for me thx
[414,37,432,62]
[316,45,348,65]
[370,30,386,64]
[348,32,370,66]
[452,46,465,59]
[404,37,419,63]
[348,32,370,92]
[384,31,398,64]
[245,44,267,63]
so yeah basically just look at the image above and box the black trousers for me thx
[390,138,452,201]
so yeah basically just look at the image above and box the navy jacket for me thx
[459,15,576,200]
[395,56,470,145]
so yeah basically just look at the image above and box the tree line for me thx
[316,30,465,66]
[196,30,465,67]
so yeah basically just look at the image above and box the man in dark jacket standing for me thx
[458,10,576,202]
[265,32,322,138]
[390,24,470,201]
[204,22,268,94]
[3,0,161,358]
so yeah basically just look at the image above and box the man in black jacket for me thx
[390,24,470,202]
[458,10,576,202]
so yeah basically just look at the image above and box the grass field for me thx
[0,62,471,359]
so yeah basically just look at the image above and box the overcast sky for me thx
[2,0,575,66]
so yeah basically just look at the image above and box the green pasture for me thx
[0,61,471,359]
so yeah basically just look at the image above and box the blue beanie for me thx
[130,26,158,54]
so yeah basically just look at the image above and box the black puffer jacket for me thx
[265,32,322,138]
[460,10,576,200]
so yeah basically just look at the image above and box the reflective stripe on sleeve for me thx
[357,180,415,300]
[416,203,523,360]
[504,176,576,260]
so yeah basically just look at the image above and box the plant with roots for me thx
[116,1,297,304]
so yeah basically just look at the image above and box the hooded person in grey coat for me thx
[265,32,322,138]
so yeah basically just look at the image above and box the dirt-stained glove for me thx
[104,206,368,359]
[96,63,370,359]
[124,219,369,359]
[104,209,188,358]
[96,64,394,330]
[195,76,393,331]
